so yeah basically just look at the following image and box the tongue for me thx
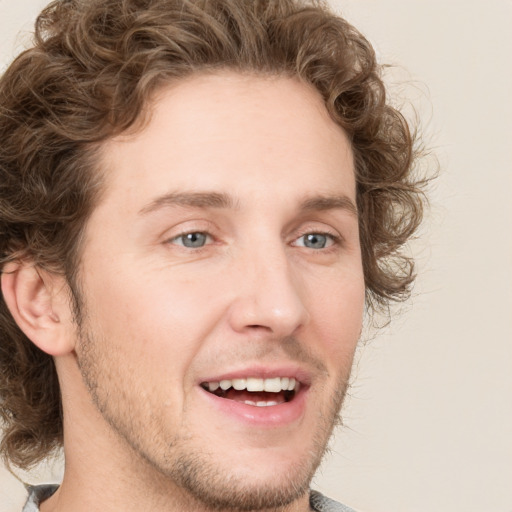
[224,389,286,404]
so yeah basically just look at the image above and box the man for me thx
[0,1,425,511]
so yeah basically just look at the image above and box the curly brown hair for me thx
[0,0,426,470]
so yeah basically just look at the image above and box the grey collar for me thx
[23,485,356,512]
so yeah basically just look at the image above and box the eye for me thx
[294,232,337,250]
[170,232,211,248]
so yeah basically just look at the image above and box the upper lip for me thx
[198,364,312,387]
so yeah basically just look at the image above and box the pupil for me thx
[305,234,326,249]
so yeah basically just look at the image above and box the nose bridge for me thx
[228,237,309,335]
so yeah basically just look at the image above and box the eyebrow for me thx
[138,191,357,217]
[299,195,358,217]
[139,191,238,215]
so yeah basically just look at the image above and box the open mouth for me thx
[200,377,300,407]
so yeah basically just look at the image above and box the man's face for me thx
[73,73,365,510]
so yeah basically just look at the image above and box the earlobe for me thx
[1,261,75,356]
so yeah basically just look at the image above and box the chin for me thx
[153,430,328,511]
[169,452,316,511]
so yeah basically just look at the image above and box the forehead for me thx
[97,72,355,212]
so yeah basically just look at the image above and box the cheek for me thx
[81,267,224,366]
[308,271,365,360]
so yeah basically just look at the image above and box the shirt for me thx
[23,485,357,511]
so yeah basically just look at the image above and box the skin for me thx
[4,73,365,512]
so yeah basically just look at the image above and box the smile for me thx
[201,377,300,407]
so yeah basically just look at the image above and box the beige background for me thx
[1,1,511,511]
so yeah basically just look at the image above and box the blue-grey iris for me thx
[181,232,207,248]
[303,233,327,249]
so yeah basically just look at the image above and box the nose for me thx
[227,245,309,338]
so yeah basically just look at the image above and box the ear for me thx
[1,261,76,356]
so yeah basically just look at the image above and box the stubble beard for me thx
[162,384,347,512]
[74,311,351,512]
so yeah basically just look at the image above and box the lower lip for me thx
[198,386,308,427]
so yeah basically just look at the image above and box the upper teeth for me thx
[206,377,297,393]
